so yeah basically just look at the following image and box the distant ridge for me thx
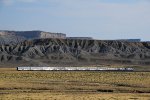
[0,30,150,70]
[0,38,150,68]
[0,30,66,44]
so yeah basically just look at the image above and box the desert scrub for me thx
[0,68,150,94]
[0,69,150,86]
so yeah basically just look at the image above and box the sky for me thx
[0,0,150,41]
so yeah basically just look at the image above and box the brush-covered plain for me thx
[0,68,150,100]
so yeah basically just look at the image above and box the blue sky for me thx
[0,0,150,41]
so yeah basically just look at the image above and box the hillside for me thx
[0,38,150,69]
[0,30,66,45]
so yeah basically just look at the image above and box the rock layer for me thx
[0,38,150,67]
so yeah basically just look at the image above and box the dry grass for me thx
[1,93,150,100]
[0,68,150,100]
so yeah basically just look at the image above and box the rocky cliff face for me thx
[0,31,66,45]
[0,38,150,67]
[0,35,26,45]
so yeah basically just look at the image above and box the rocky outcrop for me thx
[0,38,150,67]
[0,35,26,45]
[0,30,66,45]
[15,31,66,39]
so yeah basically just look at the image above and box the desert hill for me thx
[0,38,150,68]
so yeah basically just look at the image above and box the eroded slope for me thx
[0,38,150,67]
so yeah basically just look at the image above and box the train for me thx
[17,67,134,71]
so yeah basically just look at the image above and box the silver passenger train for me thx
[17,67,134,71]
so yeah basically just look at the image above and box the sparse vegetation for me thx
[0,68,150,99]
